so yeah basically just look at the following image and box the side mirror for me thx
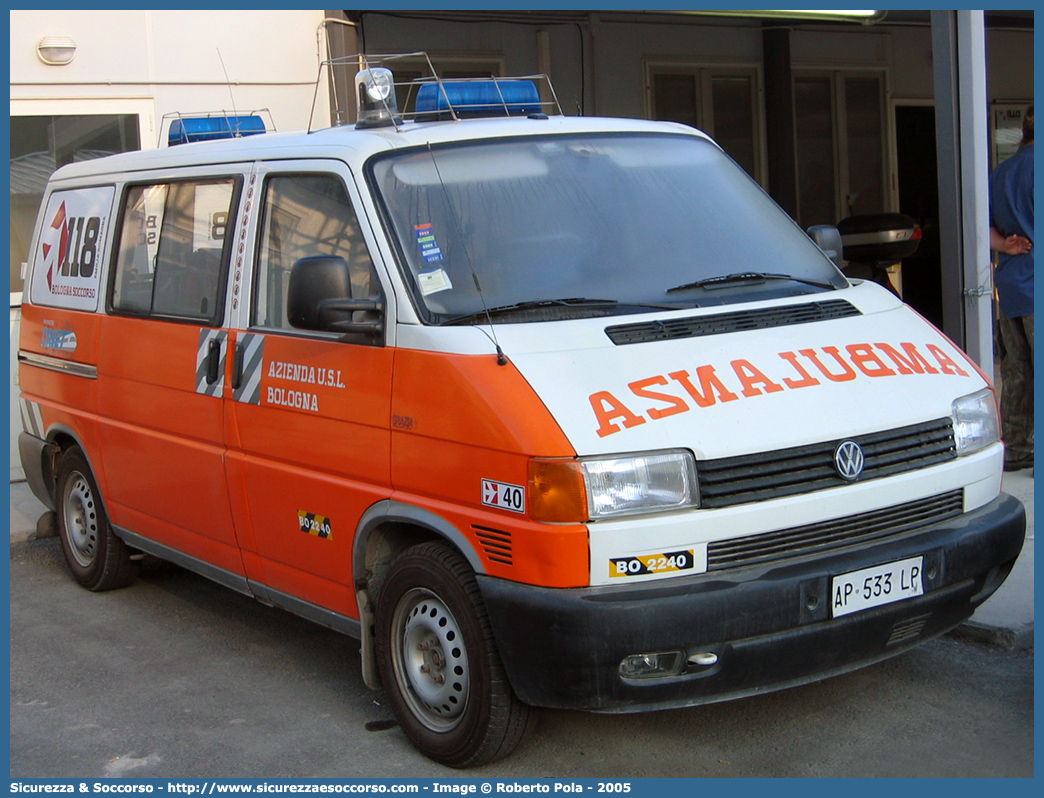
[287,255,383,338]
[806,224,844,267]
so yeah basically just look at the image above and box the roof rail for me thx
[308,51,563,133]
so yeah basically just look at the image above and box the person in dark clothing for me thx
[990,105,1034,471]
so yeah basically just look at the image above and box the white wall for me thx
[11,10,331,140]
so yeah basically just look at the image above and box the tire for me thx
[375,541,535,767]
[55,446,139,591]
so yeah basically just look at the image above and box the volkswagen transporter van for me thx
[17,56,1025,767]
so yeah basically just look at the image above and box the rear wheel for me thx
[56,446,138,591]
[375,541,534,767]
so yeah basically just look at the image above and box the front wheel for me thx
[375,542,534,767]
[55,446,138,591]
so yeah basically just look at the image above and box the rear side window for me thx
[111,178,238,324]
[28,185,116,312]
[253,174,377,331]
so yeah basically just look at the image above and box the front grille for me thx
[706,490,964,571]
[699,418,956,508]
[605,299,860,345]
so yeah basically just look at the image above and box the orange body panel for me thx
[390,349,577,455]
[225,333,394,616]
[94,315,244,570]
[390,349,589,587]
[19,307,104,518]
[21,302,596,612]
[19,307,102,417]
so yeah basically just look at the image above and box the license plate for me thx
[831,556,924,618]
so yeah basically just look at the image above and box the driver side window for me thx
[253,173,376,331]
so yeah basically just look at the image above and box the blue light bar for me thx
[415,80,542,120]
[168,115,267,146]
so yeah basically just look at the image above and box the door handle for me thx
[231,342,244,390]
[206,338,221,384]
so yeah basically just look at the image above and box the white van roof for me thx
[46,114,710,183]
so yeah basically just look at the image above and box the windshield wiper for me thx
[441,297,678,326]
[666,271,837,294]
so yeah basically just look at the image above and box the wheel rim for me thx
[63,470,99,569]
[391,587,470,732]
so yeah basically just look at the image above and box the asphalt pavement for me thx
[8,471,1034,649]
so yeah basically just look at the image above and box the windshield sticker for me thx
[418,268,453,296]
[414,223,444,264]
[590,340,974,438]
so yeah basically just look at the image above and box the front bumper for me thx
[477,493,1025,712]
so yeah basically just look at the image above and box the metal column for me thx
[931,10,994,373]
[763,25,799,219]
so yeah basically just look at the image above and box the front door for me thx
[224,165,393,618]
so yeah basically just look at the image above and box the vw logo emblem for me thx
[834,441,865,481]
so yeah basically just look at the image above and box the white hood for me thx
[494,282,986,458]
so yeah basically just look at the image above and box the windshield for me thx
[369,132,847,323]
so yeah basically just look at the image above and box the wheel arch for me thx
[20,423,99,511]
[51,437,140,591]
[352,500,486,690]
[354,500,486,588]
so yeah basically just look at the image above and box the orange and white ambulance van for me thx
[17,58,1025,767]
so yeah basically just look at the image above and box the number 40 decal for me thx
[481,479,525,514]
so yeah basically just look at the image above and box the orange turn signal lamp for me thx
[528,458,588,523]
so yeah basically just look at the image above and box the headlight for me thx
[528,450,700,522]
[582,450,699,519]
[952,388,1000,456]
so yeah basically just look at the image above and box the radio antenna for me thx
[217,49,240,128]
[426,144,508,366]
